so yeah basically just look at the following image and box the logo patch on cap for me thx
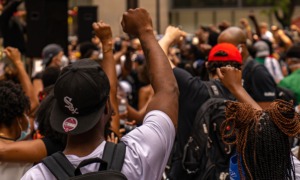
[62,117,78,132]
[64,96,79,114]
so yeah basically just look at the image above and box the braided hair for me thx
[221,100,300,179]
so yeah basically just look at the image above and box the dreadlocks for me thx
[221,99,300,180]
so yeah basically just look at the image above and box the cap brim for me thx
[256,51,269,58]
[50,100,105,135]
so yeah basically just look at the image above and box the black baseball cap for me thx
[42,44,63,67]
[50,59,110,135]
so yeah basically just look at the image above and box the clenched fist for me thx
[92,20,113,43]
[121,8,153,37]
[4,47,22,64]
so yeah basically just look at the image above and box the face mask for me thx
[16,114,31,141]
[60,55,69,68]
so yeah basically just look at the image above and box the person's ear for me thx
[205,61,209,69]
[236,44,243,54]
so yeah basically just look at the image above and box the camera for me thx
[114,39,122,52]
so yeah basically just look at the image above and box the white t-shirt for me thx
[0,162,32,180]
[293,156,300,179]
[264,57,284,83]
[262,31,274,42]
[21,110,175,180]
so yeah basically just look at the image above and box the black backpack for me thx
[42,142,127,180]
[181,81,234,180]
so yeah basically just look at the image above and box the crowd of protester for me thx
[0,0,300,179]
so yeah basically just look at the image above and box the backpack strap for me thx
[204,81,223,98]
[42,151,76,180]
[102,141,126,171]
[102,141,115,168]
[110,142,126,171]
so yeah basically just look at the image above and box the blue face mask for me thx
[16,114,31,141]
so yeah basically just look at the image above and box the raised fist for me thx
[92,21,112,43]
[4,47,22,64]
[121,8,153,37]
[164,26,186,45]
[217,66,242,91]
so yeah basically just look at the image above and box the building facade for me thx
[72,0,300,36]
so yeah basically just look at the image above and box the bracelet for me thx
[102,47,113,53]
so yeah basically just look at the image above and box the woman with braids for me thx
[221,99,300,179]
[215,63,300,179]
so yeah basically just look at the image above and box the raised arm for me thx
[217,66,262,110]
[4,47,39,113]
[158,26,186,69]
[92,21,119,135]
[121,8,179,128]
[248,14,261,39]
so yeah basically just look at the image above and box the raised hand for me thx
[248,13,255,20]
[163,26,186,45]
[216,66,242,92]
[4,47,22,65]
[107,132,118,144]
[121,8,153,37]
[92,21,113,44]
[4,46,40,112]
[217,66,261,110]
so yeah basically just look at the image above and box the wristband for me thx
[102,47,113,53]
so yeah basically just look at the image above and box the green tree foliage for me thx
[249,0,296,28]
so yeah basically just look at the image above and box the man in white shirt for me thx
[260,22,274,43]
[22,8,179,180]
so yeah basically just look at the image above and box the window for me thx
[173,0,237,8]
[242,0,273,7]
[172,0,300,8]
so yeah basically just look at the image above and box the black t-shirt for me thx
[171,67,235,179]
[242,59,277,102]
[174,67,209,152]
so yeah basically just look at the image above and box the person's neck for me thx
[64,127,105,157]
[0,122,20,141]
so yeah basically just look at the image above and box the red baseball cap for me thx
[208,43,242,64]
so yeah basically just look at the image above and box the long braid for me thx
[267,99,300,136]
[221,100,300,179]
[221,101,262,179]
